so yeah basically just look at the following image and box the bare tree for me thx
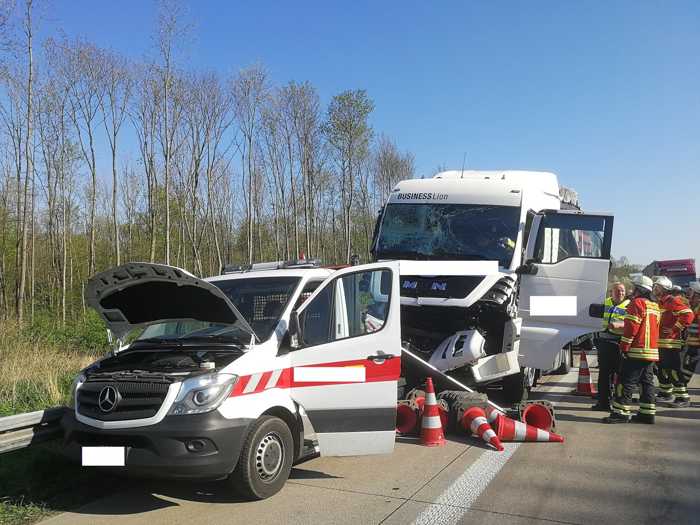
[324,89,374,263]
[232,65,268,263]
[99,47,132,265]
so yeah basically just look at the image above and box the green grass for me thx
[0,315,106,416]
[0,442,128,525]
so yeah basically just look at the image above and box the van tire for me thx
[231,415,294,500]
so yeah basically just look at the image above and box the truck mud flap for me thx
[402,346,506,413]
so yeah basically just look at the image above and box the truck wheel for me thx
[554,347,572,375]
[231,415,294,500]
[501,368,533,404]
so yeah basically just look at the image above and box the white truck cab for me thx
[372,170,614,401]
[62,260,402,499]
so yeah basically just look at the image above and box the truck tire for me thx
[501,368,533,404]
[231,415,294,500]
[554,347,572,375]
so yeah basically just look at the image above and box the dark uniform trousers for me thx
[659,349,690,401]
[612,358,656,421]
[681,346,699,387]
[595,337,620,406]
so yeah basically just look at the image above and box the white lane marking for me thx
[293,366,366,383]
[531,295,577,316]
[411,443,521,524]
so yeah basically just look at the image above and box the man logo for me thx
[431,281,447,291]
[402,280,418,289]
[98,386,119,413]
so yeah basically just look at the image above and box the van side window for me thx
[298,269,391,348]
[294,279,324,310]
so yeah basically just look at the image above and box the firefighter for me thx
[680,281,700,394]
[654,276,695,407]
[592,282,628,411]
[606,275,659,424]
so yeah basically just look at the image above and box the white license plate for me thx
[81,446,125,466]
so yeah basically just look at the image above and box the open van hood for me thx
[86,263,257,341]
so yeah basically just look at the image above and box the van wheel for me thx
[231,415,293,500]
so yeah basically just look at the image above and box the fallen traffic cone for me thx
[520,402,555,432]
[461,406,504,451]
[419,378,446,446]
[396,402,419,435]
[495,413,564,443]
[571,351,597,396]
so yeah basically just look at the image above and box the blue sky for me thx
[37,1,699,266]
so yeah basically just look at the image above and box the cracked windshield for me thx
[376,203,520,268]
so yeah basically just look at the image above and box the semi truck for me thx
[642,259,697,288]
[371,170,614,402]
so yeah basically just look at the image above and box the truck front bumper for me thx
[62,410,253,480]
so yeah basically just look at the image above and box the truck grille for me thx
[77,380,172,421]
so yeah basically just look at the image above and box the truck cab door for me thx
[289,261,400,456]
[518,211,614,370]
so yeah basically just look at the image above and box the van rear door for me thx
[518,211,614,370]
[289,262,401,456]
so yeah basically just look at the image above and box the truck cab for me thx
[372,170,614,402]
[63,260,402,499]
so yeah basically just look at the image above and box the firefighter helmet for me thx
[653,276,673,290]
[631,275,653,293]
[689,281,700,294]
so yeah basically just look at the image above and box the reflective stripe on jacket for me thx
[687,303,700,347]
[658,295,695,350]
[619,297,660,361]
[602,297,629,336]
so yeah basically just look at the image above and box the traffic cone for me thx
[461,406,504,451]
[572,351,597,396]
[419,378,446,446]
[494,413,564,443]
[396,403,419,435]
[520,402,555,432]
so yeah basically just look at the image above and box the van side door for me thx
[289,262,401,456]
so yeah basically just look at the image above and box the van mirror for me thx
[289,311,303,349]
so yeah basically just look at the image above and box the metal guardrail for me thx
[0,406,66,454]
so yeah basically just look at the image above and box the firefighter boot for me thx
[604,413,631,424]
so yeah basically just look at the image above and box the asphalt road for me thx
[41,361,700,525]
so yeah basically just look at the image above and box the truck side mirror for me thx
[289,310,303,349]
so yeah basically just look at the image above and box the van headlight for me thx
[168,373,237,416]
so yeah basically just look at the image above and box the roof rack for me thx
[220,259,322,275]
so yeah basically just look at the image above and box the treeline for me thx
[0,0,415,325]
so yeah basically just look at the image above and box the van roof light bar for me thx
[220,259,321,274]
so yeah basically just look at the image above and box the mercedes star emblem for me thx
[98,386,119,413]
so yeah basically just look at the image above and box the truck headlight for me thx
[68,373,86,409]
[168,373,237,416]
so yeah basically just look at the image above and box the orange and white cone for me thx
[396,402,419,435]
[461,406,504,451]
[419,378,446,446]
[494,413,564,443]
[572,351,597,396]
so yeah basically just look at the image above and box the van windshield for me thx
[376,203,520,268]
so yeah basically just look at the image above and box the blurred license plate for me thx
[81,446,125,466]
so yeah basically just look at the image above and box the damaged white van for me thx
[63,260,403,499]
